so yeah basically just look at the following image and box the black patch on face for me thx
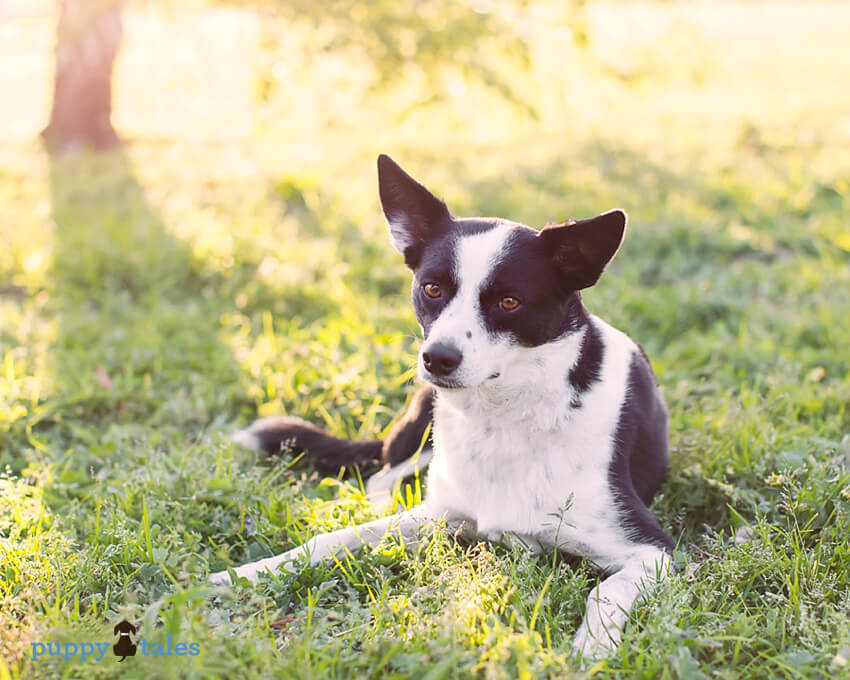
[568,321,604,408]
[477,229,588,347]
[402,216,453,270]
[410,219,499,337]
[410,229,457,337]
[607,351,673,552]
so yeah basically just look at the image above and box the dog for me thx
[210,155,673,661]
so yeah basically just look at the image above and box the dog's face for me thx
[377,155,627,391]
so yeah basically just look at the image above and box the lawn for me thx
[1,1,850,678]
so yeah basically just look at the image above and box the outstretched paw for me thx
[571,624,618,666]
[209,549,304,586]
[209,569,233,586]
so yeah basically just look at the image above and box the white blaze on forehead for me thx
[453,225,514,295]
[422,224,514,354]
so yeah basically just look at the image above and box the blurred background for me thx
[2,0,849,269]
[2,0,847,433]
[2,1,850,676]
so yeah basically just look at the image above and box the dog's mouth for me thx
[425,376,466,390]
[424,372,501,390]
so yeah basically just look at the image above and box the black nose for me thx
[423,342,463,376]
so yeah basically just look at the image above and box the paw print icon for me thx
[113,620,137,661]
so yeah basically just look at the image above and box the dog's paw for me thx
[210,551,304,586]
[209,569,233,586]
[209,564,267,585]
[571,624,618,666]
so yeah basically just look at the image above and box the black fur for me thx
[568,320,604,408]
[381,385,435,466]
[539,211,627,291]
[607,352,673,552]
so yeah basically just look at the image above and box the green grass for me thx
[2,2,850,678]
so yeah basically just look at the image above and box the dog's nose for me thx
[423,342,463,376]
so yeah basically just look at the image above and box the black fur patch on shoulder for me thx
[635,343,659,386]
[608,351,673,551]
[568,320,604,408]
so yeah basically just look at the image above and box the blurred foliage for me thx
[226,0,584,117]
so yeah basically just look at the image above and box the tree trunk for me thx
[42,0,124,154]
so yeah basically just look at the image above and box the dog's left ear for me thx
[377,154,451,263]
[539,210,627,290]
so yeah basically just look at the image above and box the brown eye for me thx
[499,296,520,311]
[423,283,442,299]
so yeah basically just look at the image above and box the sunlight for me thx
[1,1,848,677]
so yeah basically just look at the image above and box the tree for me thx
[42,0,124,154]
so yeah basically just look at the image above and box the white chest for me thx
[422,320,637,559]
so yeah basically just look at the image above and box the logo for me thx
[113,620,137,662]
[30,619,201,663]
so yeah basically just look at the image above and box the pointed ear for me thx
[539,210,627,290]
[377,154,451,259]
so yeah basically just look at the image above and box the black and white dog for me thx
[211,155,673,660]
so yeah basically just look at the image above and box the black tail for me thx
[234,416,383,474]
[233,385,435,475]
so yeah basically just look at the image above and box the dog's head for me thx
[377,154,626,392]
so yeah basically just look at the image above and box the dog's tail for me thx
[232,385,435,475]
[233,416,383,473]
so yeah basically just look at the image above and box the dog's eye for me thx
[499,296,520,311]
[423,283,442,299]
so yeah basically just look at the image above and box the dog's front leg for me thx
[571,548,671,662]
[209,507,445,585]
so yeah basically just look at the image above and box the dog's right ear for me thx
[377,154,451,264]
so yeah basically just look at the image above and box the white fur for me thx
[386,214,415,254]
[231,428,261,451]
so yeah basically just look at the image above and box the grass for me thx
[1,1,850,678]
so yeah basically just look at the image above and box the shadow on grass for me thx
[33,147,249,480]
